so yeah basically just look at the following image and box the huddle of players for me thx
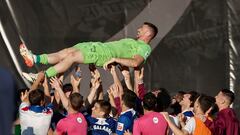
[18,65,239,135]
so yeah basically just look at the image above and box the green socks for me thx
[35,54,58,77]
[45,67,58,77]
[36,54,48,65]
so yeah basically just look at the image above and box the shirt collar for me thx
[29,103,53,113]
[120,108,136,115]
[29,105,46,113]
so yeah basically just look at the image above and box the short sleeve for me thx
[183,117,196,134]
[136,45,151,60]
[56,119,66,135]
[19,102,29,112]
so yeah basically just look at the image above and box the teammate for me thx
[116,90,138,135]
[50,77,88,135]
[162,95,215,135]
[86,100,117,135]
[133,92,168,135]
[20,22,158,79]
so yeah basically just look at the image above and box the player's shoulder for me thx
[118,115,131,124]
[76,112,85,117]
[86,115,98,123]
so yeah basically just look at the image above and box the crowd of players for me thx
[6,64,240,135]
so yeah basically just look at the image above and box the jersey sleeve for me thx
[56,119,66,135]
[19,102,29,113]
[136,45,151,60]
[84,113,95,124]
[116,116,131,135]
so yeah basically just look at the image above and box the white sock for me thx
[33,55,37,63]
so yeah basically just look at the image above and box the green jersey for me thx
[73,38,151,66]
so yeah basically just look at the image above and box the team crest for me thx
[77,117,82,123]
[153,117,158,124]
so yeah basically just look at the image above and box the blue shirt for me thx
[183,110,194,117]
[29,103,53,113]
[85,114,116,135]
[116,109,137,135]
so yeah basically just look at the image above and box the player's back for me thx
[56,112,87,135]
[19,102,53,135]
[133,111,168,135]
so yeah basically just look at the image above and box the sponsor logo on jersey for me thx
[117,122,124,131]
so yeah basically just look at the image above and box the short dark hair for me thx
[96,100,111,118]
[69,93,83,111]
[29,89,44,106]
[143,92,157,111]
[187,91,199,107]
[122,89,137,109]
[156,89,171,112]
[144,22,158,39]
[198,95,215,113]
[221,89,235,104]
[63,83,73,93]
[178,91,186,96]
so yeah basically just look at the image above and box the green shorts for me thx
[73,42,111,66]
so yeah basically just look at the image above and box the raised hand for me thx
[92,77,101,90]
[119,66,133,91]
[124,130,132,135]
[110,65,116,75]
[20,90,29,102]
[110,84,120,98]
[37,71,45,82]
[42,76,48,88]
[50,77,62,90]
[103,58,116,70]
[93,68,100,80]
[134,67,144,81]
[177,113,186,122]
[120,66,130,79]
[90,68,101,86]
[70,74,81,87]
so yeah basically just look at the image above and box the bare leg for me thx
[46,47,77,64]
[51,50,84,74]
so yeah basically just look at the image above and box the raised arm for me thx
[42,76,51,97]
[20,90,29,103]
[107,87,116,108]
[50,77,69,110]
[161,112,189,135]
[70,66,82,93]
[87,77,100,105]
[70,75,81,93]
[42,76,51,104]
[134,67,145,100]
[29,71,45,91]
[110,65,124,97]
[120,66,133,91]
[110,84,122,115]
